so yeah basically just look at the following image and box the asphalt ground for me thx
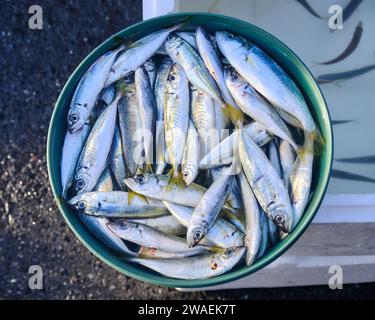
[0,0,374,299]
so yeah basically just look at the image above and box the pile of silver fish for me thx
[61,24,320,280]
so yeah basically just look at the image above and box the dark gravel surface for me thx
[0,0,374,300]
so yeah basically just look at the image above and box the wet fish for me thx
[216,31,316,134]
[182,120,200,185]
[109,127,127,190]
[99,84,116,106]
[165,34,242,126]
[94,167,114,192]
[128,247,245,279]
[68,191,168,218]
[154,56,173,174]
[317,64,375,84]
[196,26,238,110]
[135,66,157,167]
[187,162,236,247]
[239,172,261,266]
[163,202,244,249]
[190,84,217,155]
[279,140,296,189]
[318,21,363,65]
[239,130,294,232]
[118,74,144,177]
[144,58,157,89]
[336,155,375,164]
[107,220,209,255]
[295,0,322,19]
[74,93,119,194]
[68,46,124,133]
[105,25,181,86]
[256,209,269,259]
[290,135,314,228]
[129,214,186,236]
[200,122,273,169]
[331,169,375,184]
[61,123,91,198]
[164,64,190,175]
[225,67,297,150]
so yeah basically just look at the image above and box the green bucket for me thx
[47,13,333,288]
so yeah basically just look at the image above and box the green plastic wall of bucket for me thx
[47,13,333,288]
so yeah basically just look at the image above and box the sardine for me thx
[239,172,261,266]
[135,66,157,167]
[128,247,245,279]
[68,191,168,218]
[279,140,296,189]
[74,93,119,194]
[225,67,297,150]
[129,214,186,236]
[163,201,244,249]
[68,46,124,133]
[182,120,200,185]
[105,25,181,86]
[239,130,294,232]
[109,127,127,190]
[187,163,236,247]
[164,64,190,175]
[144,58,157,89]
[216,31,316,134]
[118,75,144,176]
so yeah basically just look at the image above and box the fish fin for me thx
[127,191,146,204]
[310,128,325,157]
[116,80,127,96]
[166,167,185,188]
[222,103,244,128]
[207,246,227,254]
[145,164,154,174]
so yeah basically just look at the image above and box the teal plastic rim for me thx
[47,13,333,288]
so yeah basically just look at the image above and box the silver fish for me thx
[196,26,238,110]
[256,209,269,259]
[290,135,314,229]
[164,64,190,174]
[128,247,245,280]
[225,67,297,150]
[165,34,243,126]
[144,58,157,89]
[129,214,186,236]
[154,56,173,174]
[187,163,236,247]
[239,130,294,232]
[199,122,273,169]
[61,123,91,198]
[190,84,217,155]
[74,94,119,194]
[109,127,127,190]
[68,46,124,133]
[135,66,156,167]
[163,202,244,249]
[118,75,144,176]
[105,25,181,86]
[78,172,135,256]
[107,220,209,255]
[239,172,261,266]
[279,140,296,189]
[216,31,316,133]
[99,84,116,106]
[68,191,168,218]
[182,120,200,185]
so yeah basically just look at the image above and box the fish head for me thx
[74,170,91,194]
[135,65,149,84]
[215,31,239,52]
[187,222,209,247]
[166,64,184,93]
[68,193,96,215]
[224,66,247,92]
[164,34,184,55]
[106,219,133,236]
[67,107,87,133]
[271,207,293,233]
[124,173,160,195]
[144,58,156,73]
[123,72,135,85]
[182,168,195,186]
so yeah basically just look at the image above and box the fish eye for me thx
[183,172,189,178]
[228,33,234,39]
[232,74,238,81]
[69,114,79,123]
[77,200,86,210]
[193,231,201,240]
[135,174,146,184]
[274,214,285,224]
[168,74,176,81]
[75,179,85,190]
[225,248,233,255]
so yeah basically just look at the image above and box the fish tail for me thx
[309,128,325,156]
[222,103,244,128]
[166,166,185,187]
[128,191,146,205]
